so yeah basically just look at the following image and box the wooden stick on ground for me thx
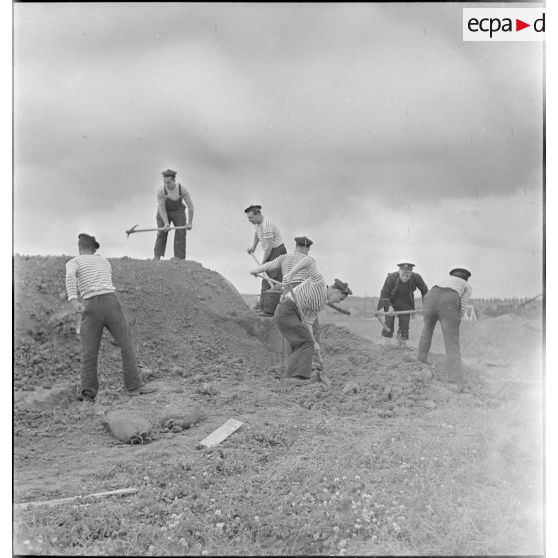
[14,488,139,510]
[200,419,243,448]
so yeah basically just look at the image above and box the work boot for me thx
[77,391,95,403]
[446,372,464,392]
[127,384,158,397]
[284,377,311,385]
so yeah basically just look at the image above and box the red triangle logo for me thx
[516,19,530,31]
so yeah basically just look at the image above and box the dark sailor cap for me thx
[450,268,471,279]
[244,204,262,213]
[333,278,353,295]
[294,236,313,247]
[162,169,177,177]
[397,262,415,270]
[78,233,100,249]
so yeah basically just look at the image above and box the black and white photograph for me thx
[12,2,547,556]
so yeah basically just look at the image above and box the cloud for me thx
[13,3,544,297]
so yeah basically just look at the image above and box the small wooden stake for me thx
[200,419,243,448]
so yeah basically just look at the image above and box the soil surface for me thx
[13,256,544,556]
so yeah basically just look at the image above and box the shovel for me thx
[125,224,188,238]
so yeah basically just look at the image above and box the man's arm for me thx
[157,189,170,228]
[415,273,429,298]
[459,283,472,318]
[377,275,394,311]
[261,244,273,263]
[65,260,83,312]
[250,256,283,276]
[247,232,260,255]
[181,186,194,229]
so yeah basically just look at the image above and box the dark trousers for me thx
[80,293,142,398]
[417,286,462,381]
[274,299,319,379]
[154,202,187,259]
[260,244,287,297]
[381,313,411,339]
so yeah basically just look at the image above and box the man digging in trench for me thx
[65,233,157,402]
[377,262,428,347]
[417,267,472,392]
[273,254,352,385]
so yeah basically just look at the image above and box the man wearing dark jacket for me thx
[377,262,428,344]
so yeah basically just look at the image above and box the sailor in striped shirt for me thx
[245,204,287,314]
[274,255,352,382]
[66,233,156,402]
[250,236,314,304]
[417,268,473,391]
[154,168,194,260]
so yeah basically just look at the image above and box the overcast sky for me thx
[13,2,544,298]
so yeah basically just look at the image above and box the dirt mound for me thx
[13,255,493,412]
[13,256,274,398]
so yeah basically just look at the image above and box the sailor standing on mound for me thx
[153,169,194,260]
[66,233,157,402]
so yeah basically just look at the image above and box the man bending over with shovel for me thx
[66,233,157,403]
[154,168,194,260]
[249,235,314,314]
[274,255,352,385]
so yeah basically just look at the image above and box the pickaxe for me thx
[373,309,422,334]
[374,309,422,316]
[327,302,351,316]
[125,224,188,238]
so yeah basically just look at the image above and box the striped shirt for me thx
[285,262,327,324]
[157,183,194,214]
[261,252,310,282]
[65,254,116,301]
[254,217,284,250]
[434,276,472,318]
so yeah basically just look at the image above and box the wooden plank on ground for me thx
[14,488,138,510]
[200,419,243,448]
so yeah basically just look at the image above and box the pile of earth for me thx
[13,255,275,397]
[14,255,493,422]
